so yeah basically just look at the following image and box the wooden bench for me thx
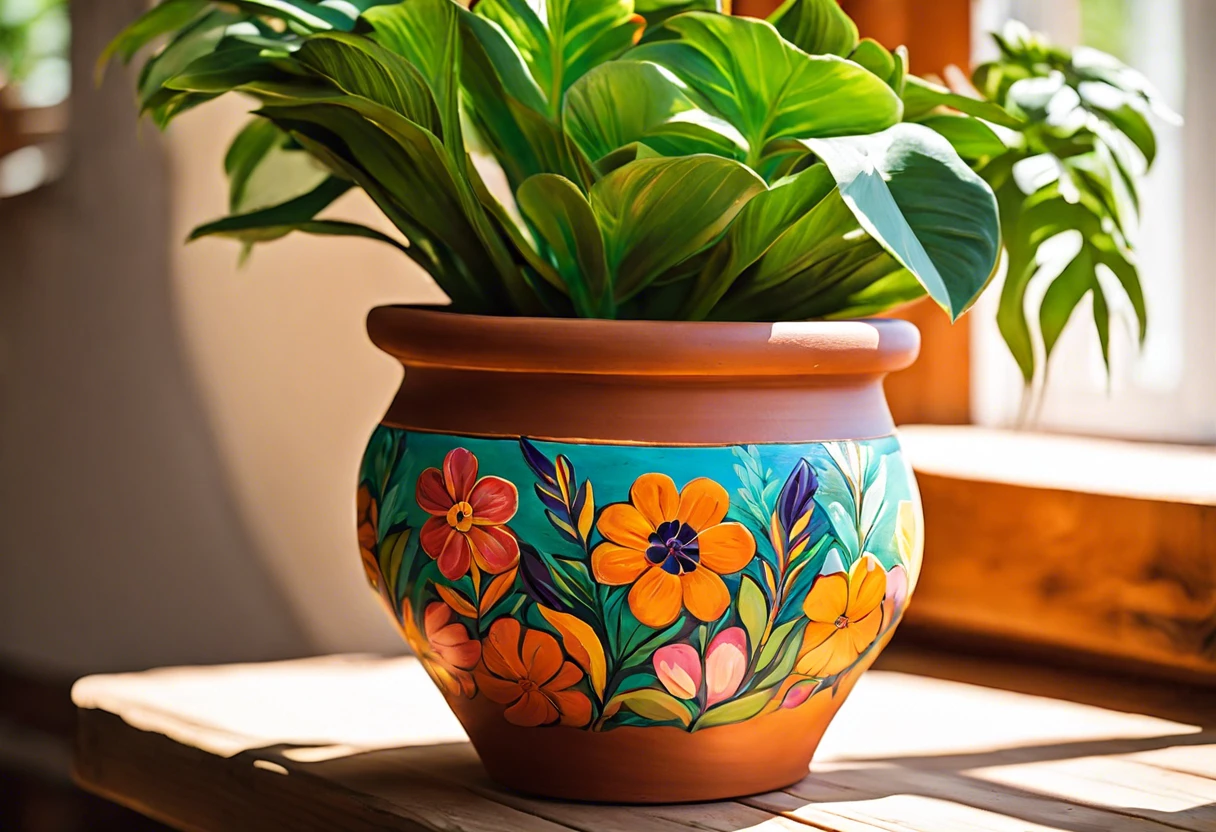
[72,645,1216,831]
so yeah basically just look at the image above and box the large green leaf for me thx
[474,0,644,116]
[713,188,907,321]
[919,113,1008,160]
[1039,244,1095,361]
[224,118,329,213]
[682,163,835,319]
[805,123,1001,319]
[225,0,359,31]
[589,155,766,303]
[257,101,509,312]
[364,0,461,145]
[634,0,722,29]
[629,13,901,167]
[902,75,1024,129]
[459,12,595,190]
[99,0,208,73]
[563,60,744,164]
[516,174,612,317]
[189,176,351,244]
[769,0,858,57]
[295,33,440,134]
[138,9,244,109]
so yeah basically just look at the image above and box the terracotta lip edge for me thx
[377,424,902,447]
[366,305,922,378]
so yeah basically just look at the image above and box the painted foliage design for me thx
[358,430,921,732]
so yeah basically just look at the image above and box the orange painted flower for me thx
[796,554,887,678]
[474,618,592,727]
[591,474,756,628]
[402,599,481,698]
[417,448,520,581]
[357,485,392,609]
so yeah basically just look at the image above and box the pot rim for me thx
[367,305,920,378]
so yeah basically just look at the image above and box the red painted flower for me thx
[417,448,520,581]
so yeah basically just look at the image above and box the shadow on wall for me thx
[0,0,439,676]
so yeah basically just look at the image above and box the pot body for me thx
[357,307,923,803]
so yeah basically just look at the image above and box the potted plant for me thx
[102,0,1162,803]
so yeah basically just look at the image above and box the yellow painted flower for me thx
[592,473,756,628]
[796,554,887,678]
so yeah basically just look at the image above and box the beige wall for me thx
[166,96,446,657]
[0,1,439,675]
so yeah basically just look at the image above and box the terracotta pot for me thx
[357,306,923,803]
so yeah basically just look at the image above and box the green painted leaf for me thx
[474,0,644,116]
[755,618,798,671]
[694,688,774,729]
[738,577,767,658]
[516,174,613,317]
[629,13,901,166]
[769,0,858,58]
[805,123,1001,320]
[588,155,766,303]
[563,60,745,165]
[902,75,1024,129]
[609,688,693,725]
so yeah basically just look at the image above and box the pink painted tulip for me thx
[653,643,702,700]
[883,564,910,631]
[704,627,747,707]
[781,680,815,709]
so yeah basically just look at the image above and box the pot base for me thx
[454,665,865,803]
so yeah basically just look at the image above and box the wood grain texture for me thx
[901,427,1216,683]
[73,651,1216,831]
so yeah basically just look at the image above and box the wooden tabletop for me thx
[72,646,1216,832]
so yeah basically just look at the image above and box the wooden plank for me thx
[73,652,1216,832]
[76,709,578,832]
[899,427,1216,683]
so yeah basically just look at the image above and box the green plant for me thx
[102,1,1167,387]
[1,0,69,95]
[102,0,1002,323]
[965,21,1175,393]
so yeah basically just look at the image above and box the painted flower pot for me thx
[357,306,923,803]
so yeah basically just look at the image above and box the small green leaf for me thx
[608,688,693,726]
[634,0,722,29]
[694,688,774,729]
[769,0,858,57]
[189,176,351,245]
[738,577,767,658]
[755,618,798,670]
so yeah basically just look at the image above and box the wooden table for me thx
[72,646,1216,831]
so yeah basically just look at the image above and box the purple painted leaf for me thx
[534,483,568,516]
[518,543,571,612]
[777,459,819,536]
[520,438,558,484]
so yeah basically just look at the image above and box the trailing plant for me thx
[102,0,1169,388]
[101,0,1001,324]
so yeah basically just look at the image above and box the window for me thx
[971,0,1216,442]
